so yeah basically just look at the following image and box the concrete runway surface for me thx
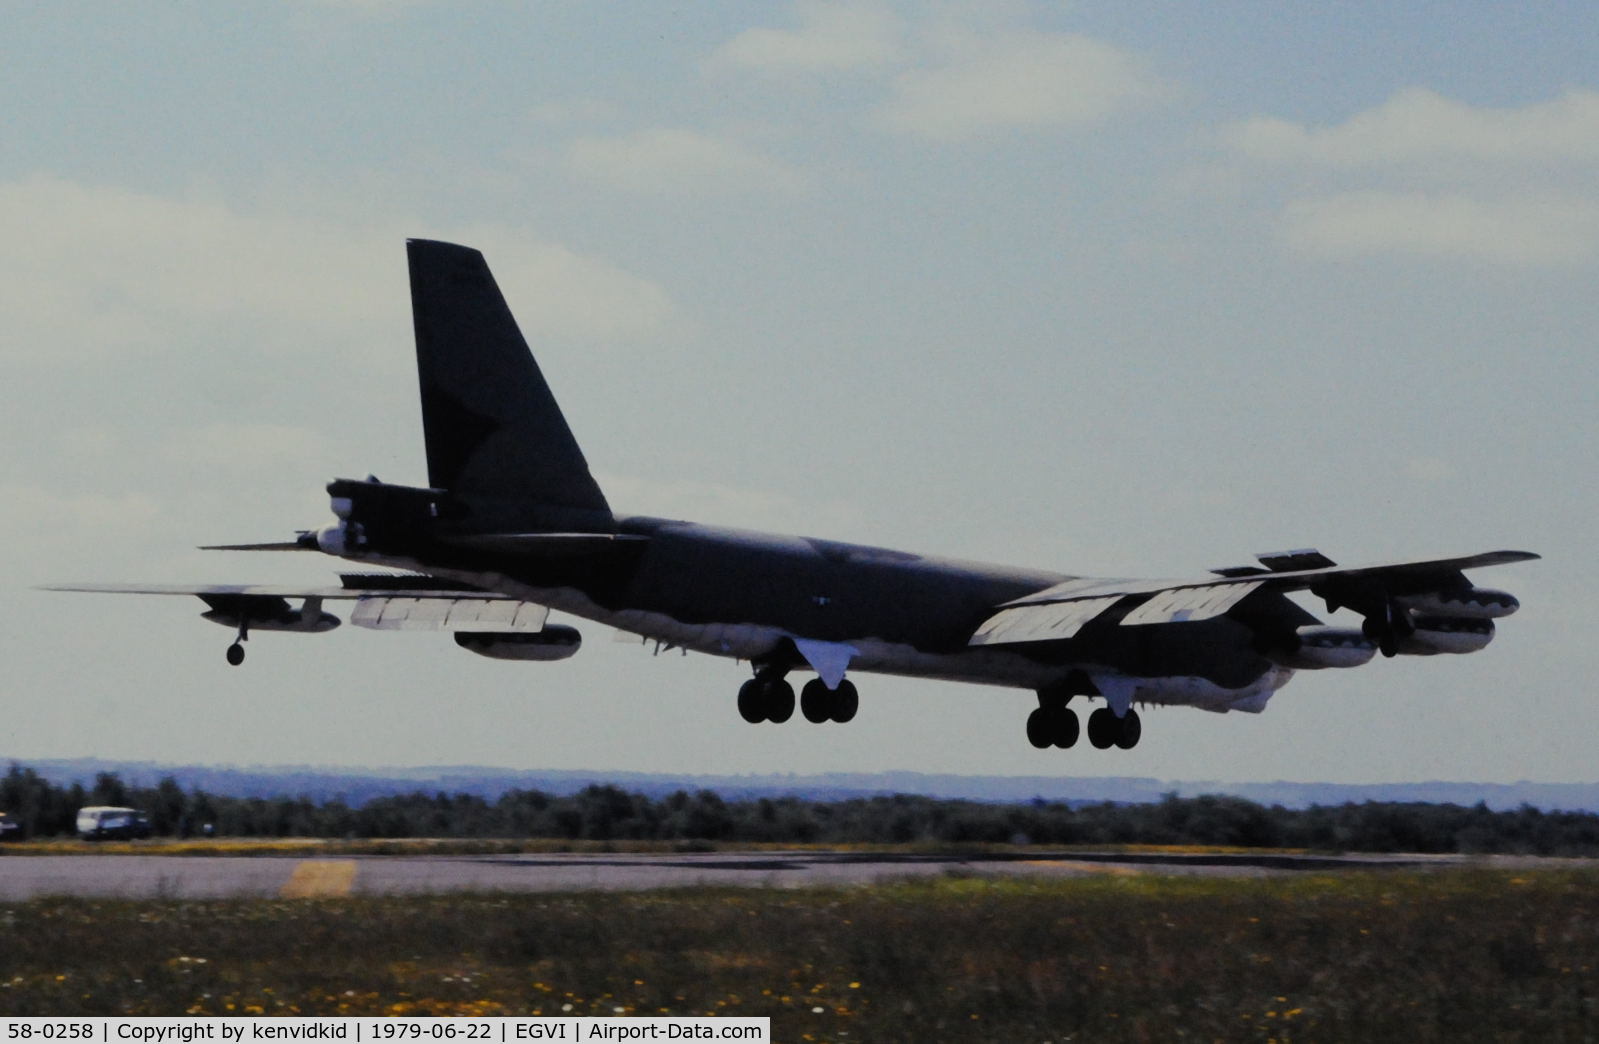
[0,849,1504,900]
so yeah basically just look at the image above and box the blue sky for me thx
[3,2,1591,783]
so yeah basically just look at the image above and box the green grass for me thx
[1,869,1596,1040]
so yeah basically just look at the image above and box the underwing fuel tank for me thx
[454,625,582,661]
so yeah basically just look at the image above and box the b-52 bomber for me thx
[51,240,1538,752]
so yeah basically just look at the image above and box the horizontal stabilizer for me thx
[199,541,313,552]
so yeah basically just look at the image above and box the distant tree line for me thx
[5,763,1599,855]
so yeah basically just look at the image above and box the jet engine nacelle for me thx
[454,625,582,661]
[1395,616,1494,656]
[1268,626,1378,670]
[1396,587,1519,619]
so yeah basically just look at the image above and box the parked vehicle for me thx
[76,806,151,840]
[0,813,20,840]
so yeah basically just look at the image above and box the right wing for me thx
[970,549,1538,657]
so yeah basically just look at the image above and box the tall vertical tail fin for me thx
[407,238,613,533]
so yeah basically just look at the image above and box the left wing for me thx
[44,574,555,665]
[970,549,1538,657]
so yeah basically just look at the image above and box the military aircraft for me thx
[50,240,1538,751]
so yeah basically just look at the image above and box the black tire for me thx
[831,680,858,723]
[737,679,765,723]
[800,679,832,723]
[1026,708,1051,749]
[1114,709,1142,750]
[1054,708,1080,749]
[1087,707,1118,749]
[226,643,245,666]
[765,679,796,724]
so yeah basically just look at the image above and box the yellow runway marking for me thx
[280,860,358,898]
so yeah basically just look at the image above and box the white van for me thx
[76,806,152,840]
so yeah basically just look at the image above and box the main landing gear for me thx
[1027,686,1141,750]
[738,668,858,724]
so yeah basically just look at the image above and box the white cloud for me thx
[0,177,679,361]
[566,129,808,195]
[1221,89,1599,266]
[1227,88,1599,171]
[1282,191,1599,265]
[709,1,902,76]
[876,30,1163,142]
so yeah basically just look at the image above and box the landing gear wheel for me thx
[1087,707,1119,749]
[1026,708,1051,749]
[763,679,795,723]
[1114,709,1142,750]
[226,643,245,667]
[1027,707,1080,749]
[737,679,765,723]
[801,679,832,723]
[832,680,858,723]
[1053,708,1080,749]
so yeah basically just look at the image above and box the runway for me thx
[0,848,1485,900]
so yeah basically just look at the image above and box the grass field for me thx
[1,868,1595,1040]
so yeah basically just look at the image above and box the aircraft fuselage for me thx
[340,512,1297,712]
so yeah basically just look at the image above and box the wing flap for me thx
[350,596,549,633]
[1120,581,1263,626]
[968,596,1122,646]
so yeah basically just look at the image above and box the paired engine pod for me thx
[1395,616,1494,656]
[1396,587,1519,619]
[1269,626,1378,670]
[454,625,582,661]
